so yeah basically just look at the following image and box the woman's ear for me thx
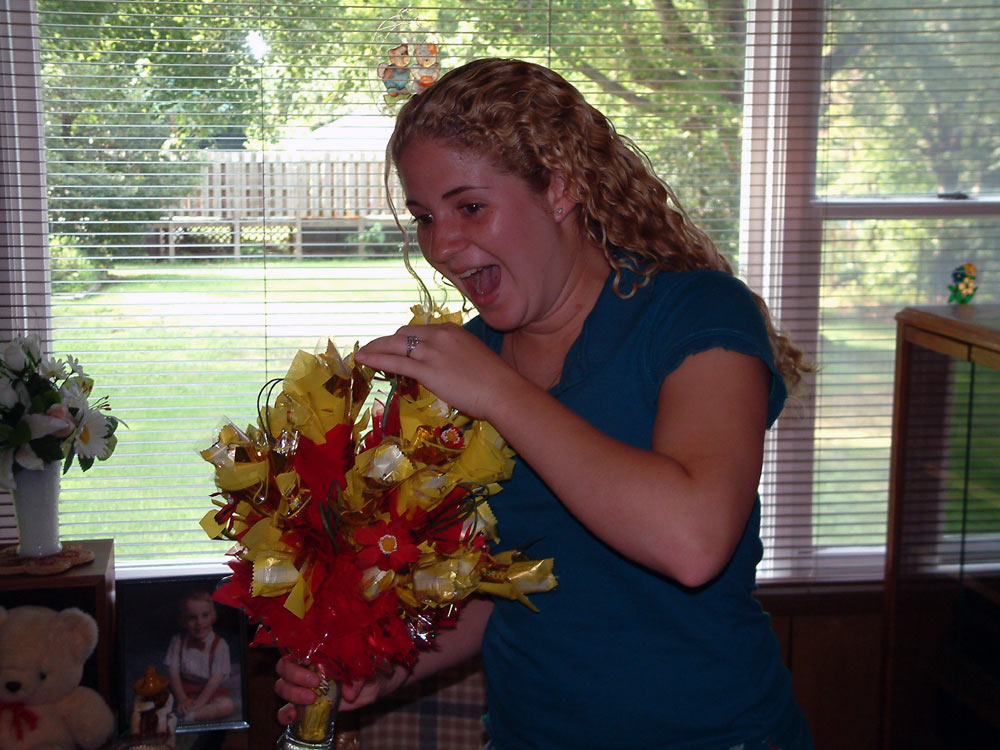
[547,174,576,223]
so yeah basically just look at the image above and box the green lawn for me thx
[57,262,992,563]
[52,258,444,562]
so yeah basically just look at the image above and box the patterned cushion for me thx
[334,659,487,750]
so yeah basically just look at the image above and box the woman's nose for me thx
[424,220,464,264]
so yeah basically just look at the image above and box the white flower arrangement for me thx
[0,334,121,490]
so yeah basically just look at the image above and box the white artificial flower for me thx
[0,377,17,410]
[38,356,68,381]
[0,449,13,490]
[14,442,43,471]
[73,407,109,459]
[21,334,41,363]
[60,378,89,411]
[2,339,27,372]
[64,354,86,377]
[24,412,73,440]
[13,380,30,408]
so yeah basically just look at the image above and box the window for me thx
[745,0,1000,579]
[3,0,998,577]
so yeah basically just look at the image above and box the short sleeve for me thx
[644,271,787,426]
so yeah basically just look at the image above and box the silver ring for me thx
[405,335,419,357]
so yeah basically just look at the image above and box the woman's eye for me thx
[411,214,432,226]
[460,203,483,215]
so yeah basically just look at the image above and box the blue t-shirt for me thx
[466,269,807,749]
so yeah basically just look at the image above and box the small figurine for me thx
[948,262,977,304]
[377,44,412,101]
[129,666,177,745]
[408,43,441,93]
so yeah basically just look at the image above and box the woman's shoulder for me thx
[648,267,752,296]
[643,269,763,329]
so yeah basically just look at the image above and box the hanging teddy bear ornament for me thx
[374,40,443,109]
[376,43,414,102]
[408,43,441,93]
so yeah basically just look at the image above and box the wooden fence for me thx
[156,150,406,256]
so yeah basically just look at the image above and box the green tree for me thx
[817,0,1000,298]
[39,0,749,259]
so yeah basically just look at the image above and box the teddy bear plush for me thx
[0,605,116,750]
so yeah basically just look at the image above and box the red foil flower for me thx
[355,520,421,571]
[436,423,464,449]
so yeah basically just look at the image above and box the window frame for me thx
[1,0,51,537]
[742,0,1000,580]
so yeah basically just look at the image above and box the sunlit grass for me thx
[52,258,446,561]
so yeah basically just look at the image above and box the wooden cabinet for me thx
[0,538,115,705]
[883,306,1000,748]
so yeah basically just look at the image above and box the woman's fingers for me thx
[274,656,321,709]
[277,702,297,726]
[276,655,320,686]
[356,323,510,420]
[340,680,362,703]
[274,676,318,706]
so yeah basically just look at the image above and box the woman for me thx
[277,57,813,749]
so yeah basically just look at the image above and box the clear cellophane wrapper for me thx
[201,306,557,696]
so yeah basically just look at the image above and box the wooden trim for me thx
[903,328,970,362]
[896,305,1000,354]
[757,579,883,615]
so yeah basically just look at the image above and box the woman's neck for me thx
[503,243,609,388]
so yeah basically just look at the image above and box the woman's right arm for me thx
[275,596,493,722]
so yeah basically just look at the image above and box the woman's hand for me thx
[355,323,516,420]
[274,656,410,724]
[274,656,320,724]
[273,599,493,724]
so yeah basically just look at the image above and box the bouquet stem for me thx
[277,667,341,750]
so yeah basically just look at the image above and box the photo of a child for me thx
[117,575,248,737]
[165,589,236,724]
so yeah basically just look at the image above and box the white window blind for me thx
[3,0,753,567]
[4,0,996,577]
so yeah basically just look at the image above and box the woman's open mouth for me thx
[459,265,501,299]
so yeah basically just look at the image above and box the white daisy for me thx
[38,356,68,381]
[73,407,110,459]
[64,354,86,377]
[60,378,89,411]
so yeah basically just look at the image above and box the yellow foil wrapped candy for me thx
[202,312,556,686]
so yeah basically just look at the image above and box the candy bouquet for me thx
[200,308,556,748]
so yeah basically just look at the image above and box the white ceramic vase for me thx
[11,460,63,558]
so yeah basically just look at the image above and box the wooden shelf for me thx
[883,306,1000,748]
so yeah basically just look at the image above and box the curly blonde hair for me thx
[386,58,809,390]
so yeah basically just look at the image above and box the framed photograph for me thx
[116,573,249,735]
